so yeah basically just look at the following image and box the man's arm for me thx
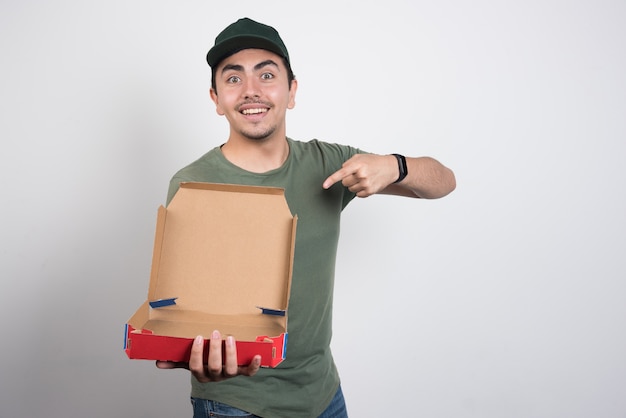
[322,153,456,199]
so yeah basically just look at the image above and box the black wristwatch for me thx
[392,154,408,183]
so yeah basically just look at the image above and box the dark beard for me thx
[239,125,276,141]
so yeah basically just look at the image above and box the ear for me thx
[287,79,298,110]
[209,87,225,116]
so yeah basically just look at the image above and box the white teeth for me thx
[241,108,267,115]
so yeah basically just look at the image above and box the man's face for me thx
[210,48,297,142]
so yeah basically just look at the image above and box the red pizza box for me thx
[125,182,297,367]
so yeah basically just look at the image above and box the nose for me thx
[242,77,261,100]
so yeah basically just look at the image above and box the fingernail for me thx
[194,335,203,345]
[212,330,220,340]
[226,335,234,347]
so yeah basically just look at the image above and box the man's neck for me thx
[220,135,289,173]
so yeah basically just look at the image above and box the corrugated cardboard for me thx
[125,182,297,367]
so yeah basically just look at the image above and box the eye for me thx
[260,72,274,80]
[226,75,241,84]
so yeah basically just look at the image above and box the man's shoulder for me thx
[288,137,363,157]
[172,147,221,177]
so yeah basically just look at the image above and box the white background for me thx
[1,1,625,417]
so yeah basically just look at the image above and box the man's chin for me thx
[241,128,275,141]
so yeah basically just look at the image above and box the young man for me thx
[156,17,456,418]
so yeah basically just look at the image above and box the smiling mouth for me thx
[241,108,268,115]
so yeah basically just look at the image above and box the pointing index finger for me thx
[323,168,346,189]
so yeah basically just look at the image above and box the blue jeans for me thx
[191,385,348,418]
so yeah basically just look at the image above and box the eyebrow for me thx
[221,59,280,75]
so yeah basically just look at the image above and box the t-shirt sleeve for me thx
[166,175,185,206]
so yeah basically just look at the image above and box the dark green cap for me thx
[206,17,290,69]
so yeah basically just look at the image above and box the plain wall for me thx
[1,1,625,417]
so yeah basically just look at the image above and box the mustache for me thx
[237,99,272,109]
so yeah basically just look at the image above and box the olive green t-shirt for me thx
[167,138,362,418]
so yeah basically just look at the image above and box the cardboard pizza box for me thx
[125,182,297,367]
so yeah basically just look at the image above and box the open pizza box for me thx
[124,182,297,368]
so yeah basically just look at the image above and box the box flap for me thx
[144,182,296,336]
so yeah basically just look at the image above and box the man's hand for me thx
[155,330,262,383]
[322,154,397,198]
[323,153,456,199]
